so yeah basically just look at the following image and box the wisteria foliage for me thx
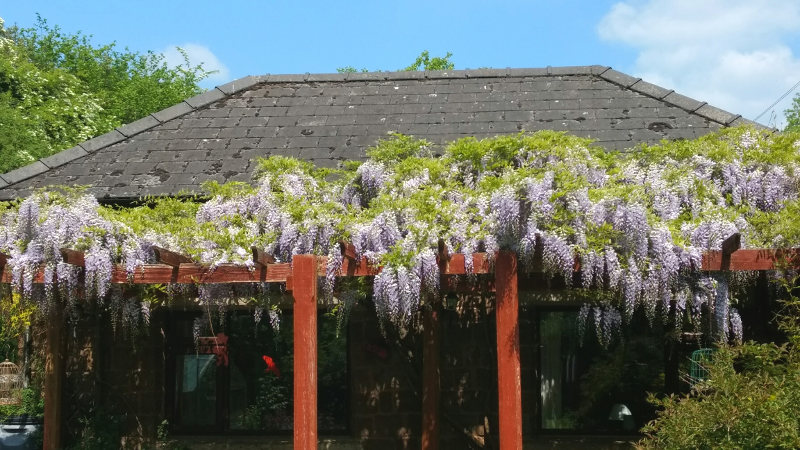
[1,129,798,342]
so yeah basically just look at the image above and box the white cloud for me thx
[161,43,231,87]
[598,0,800,128]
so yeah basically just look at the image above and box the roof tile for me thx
[184,88,226,108]
[728,116,765,128]
[465,68,509,78]
[506,68,549,77]
[629,80,673,99]
[216,75,263,95]
[152,102,193,123]
[117,115,160,137]
[79,130,127,153]
[1,161,49,185]
[663,92,706,112]
[426,70,469,79]
[266,74,309,83]
[305,73,345,82]
[599,69,641,88]
[41,146,89,169]
[548,65,595,75]
[694,104,737,125]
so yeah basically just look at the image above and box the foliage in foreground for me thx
[0,129,799,340]
[638,276,800,449]
[0,16,210,173]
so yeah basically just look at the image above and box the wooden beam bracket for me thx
[251,247,276,267]
[720,233,741,271]
[59,248,85,267]
[152,246,192,268]
[340,241,357,261]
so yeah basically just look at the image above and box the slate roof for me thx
[0,65,763,201]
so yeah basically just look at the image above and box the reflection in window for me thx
[539,309,664,432]
[227,313,293,431]
[176,354,217,427]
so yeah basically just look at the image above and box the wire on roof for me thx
[753,78,800,123]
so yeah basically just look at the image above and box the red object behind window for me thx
[262,355,281,377]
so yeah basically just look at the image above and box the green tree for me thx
[0,15,211,173]
[785,94,800,132]
[0,31,115,172]
[12,16,210,124]
[402,50,454,71]
[337,50,454,73]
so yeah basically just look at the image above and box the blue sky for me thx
[3,1,800,127]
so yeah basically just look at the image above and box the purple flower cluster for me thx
[524,173,554,228]
[713,274,730,342]
[269,309,280,331]
[687,220,739,249]
[253,306,264,324]
[621,258,641,321]
[729,307,743,344]
[576,304,622,348]
[323,244,344,300]
[612,204,649,260]
[85,245,113,299]
[415,248,439,295]
[351,212,402,264]
[540,233,574,285]
[356,161,390,204]
[580,251,604,289]
[372,262,427,334]
[490,186,520,246]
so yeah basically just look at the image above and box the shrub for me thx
[638,275,800,449]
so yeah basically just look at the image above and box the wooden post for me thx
[495,250,522,450]
[292,255,318,450]
[43,305,65,450]
[422,304,440,450]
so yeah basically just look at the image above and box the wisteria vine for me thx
[0,129,798,343]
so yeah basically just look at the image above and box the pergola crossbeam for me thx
[1,244,799,287]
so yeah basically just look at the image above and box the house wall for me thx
[62,306,166,448]
[58,297,641,449]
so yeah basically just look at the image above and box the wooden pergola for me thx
[2,233,795,450]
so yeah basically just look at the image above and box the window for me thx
[537,307,665,433]
[167,310,348,434]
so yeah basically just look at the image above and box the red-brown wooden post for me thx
[422,303,441,450]
[495,250,522,450]
[292,255,318,450]
[43,304,65,450]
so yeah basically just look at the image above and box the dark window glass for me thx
[170,311,347,434]
[539,309,664,433]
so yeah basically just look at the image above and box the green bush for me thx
[638,277,800,449]
[0,387,44,420]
